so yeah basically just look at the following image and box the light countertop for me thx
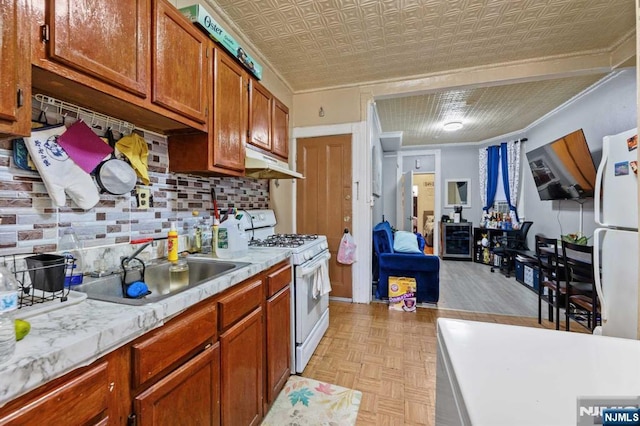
[437,318,640,426]
[0,248,291,407]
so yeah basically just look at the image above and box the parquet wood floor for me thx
[301,301,586,425]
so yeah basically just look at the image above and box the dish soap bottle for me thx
[212,217,220,257]
[0,266,19,364]
[190,211,202,253]
[167,220,178,262]
[200,217,212,255]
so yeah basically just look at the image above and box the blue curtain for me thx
[483,145,500,212]
[500,143,519,221]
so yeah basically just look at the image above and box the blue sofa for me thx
[373,221,440,303]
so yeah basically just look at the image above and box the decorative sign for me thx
[180,4,263,80]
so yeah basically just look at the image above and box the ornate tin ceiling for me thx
[204,0,636,146]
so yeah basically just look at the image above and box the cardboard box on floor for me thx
[388,276,417,312]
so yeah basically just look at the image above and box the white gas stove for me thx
[238,209,330,373]
[238,210,328,265]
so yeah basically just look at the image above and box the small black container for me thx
[25,254,66,292]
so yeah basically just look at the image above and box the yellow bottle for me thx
[212,218,220,257]
[167,220,178,262]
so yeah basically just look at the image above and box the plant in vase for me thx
[561,233,590,245]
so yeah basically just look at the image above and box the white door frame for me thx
[292,122,371,304]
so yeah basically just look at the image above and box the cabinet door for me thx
[0,0,31,137]
[248,80,272,151]
[212,50,247,172]
[266,286,291,408]
[152,0,208,124]
[0,361,111,425]
[271,98,289,160]
[135,343,220,426]
[46,0,148,96]
[220,307,264,426]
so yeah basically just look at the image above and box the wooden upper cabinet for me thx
[152,0,209,124]
[45,0,148,97]
[248,80,272,152]
[272,98,290,160]
[0,0,31,137]
[213,49,247,172]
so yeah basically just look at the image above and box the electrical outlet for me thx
[136,188,150,209]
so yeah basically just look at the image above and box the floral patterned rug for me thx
[261,376,362,425]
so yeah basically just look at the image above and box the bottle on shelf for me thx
[59,227,84,286]
[0,266,19,364]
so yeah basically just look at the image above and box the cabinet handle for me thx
[108,382,115,392]
[16,89,23,108]
[40,24,50,42]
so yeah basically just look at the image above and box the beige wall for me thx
[292,88,362,127]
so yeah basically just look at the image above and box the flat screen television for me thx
[525,129,597,201]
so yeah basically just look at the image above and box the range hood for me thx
[245,148,303,179]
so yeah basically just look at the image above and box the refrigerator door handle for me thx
[594,141,607,227]
[593,228,607,323]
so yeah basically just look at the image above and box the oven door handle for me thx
[298,251,331,277]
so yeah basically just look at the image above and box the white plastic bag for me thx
[337,229,357,264]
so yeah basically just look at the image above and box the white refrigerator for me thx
[594,127,639,339]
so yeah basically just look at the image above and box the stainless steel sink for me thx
[73,257,251,306]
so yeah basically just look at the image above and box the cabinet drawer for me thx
[266,262,291,298]
[218,278,263,331]
[0,361,109,425]
[132,302,217,388]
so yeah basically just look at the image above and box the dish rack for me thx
[2,254,75,310]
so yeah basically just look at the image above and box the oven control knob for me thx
[304,250,313,260]
[321,242,328,250]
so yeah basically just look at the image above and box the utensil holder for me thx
[25,254,66,292]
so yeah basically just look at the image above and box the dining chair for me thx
[536,235,564,330]
[561,241,598,332]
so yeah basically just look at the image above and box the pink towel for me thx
[56,120,113,174]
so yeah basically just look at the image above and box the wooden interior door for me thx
[297,135,352,299]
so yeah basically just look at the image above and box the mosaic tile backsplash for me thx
[0,130,269,275]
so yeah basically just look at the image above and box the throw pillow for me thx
[393,231,422,253]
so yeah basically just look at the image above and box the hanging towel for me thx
[23,124,100,210]
[56,120,113,174]
[116,133,150,185]
[312,261,332,299]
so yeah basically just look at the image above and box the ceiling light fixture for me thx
[443,121,463,131]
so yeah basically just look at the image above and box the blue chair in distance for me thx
[372,221,440,303]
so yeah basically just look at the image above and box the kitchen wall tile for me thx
[0,131,269,269]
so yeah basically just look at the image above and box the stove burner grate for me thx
[248,233,319,248]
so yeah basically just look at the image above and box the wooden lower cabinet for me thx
[134,343,221,426]
[265,285,291,408]
[220,307,264,426]
[0,346,130,425]
[0,266,293,426]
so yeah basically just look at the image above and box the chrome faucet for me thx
[121,239,154,268]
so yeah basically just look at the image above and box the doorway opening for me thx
[413,173,436,255]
